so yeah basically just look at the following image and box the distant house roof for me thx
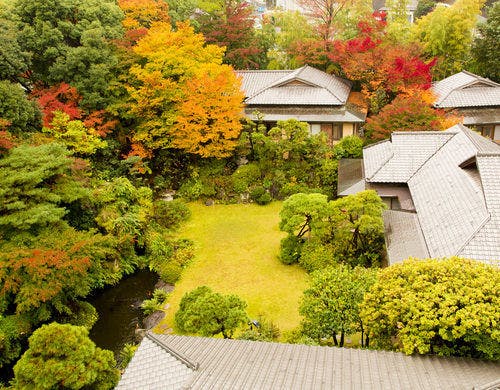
[117,332,500,390]
[236,65,352,106]
[432,71,500,108]
[364,124,500,266]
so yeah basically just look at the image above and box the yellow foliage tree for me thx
[126,22,243,158]
[410,0,485,78]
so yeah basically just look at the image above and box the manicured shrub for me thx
[232,163,262,193]
[153,199,191,229]
[157,261,183,284]
[250,186,272,205]
[175,286,247,339]
[279,235,303,265]
[299,241,336,272]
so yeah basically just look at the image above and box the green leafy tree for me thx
[326,190,386,267]
[265,11,315,69]
[410,0,485,78]
[0,8,31,86]
[43,111,107,156]
[175,286,248,338]
[0,143,86,236]
[332,135,363,159]
[414,0,437,19]
[0,80,40,134]
[279,193,330,240]
[13,0,124,108]
[0,314,31,368]
[13,323,119,389]
[279,190,386,268]
[385,0,412,42]
[300,264,377,346]
[165,0,198,26]
[470,2,500,82]
[360,257,500,360]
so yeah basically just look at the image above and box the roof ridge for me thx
[366,151,394,181]
[146,332,199,371]
[461,70,500,87]
[455,214,491,257]
[363,139,390,149]
[457,124,500,153]
[244,67,309,101]
[405,132,455,182]
[391,131,453,135]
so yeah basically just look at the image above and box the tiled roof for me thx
[367,132,453,183]
[236,66,352,106]
[407,130,487,258]
[458,154,500,265]
[432,71,500,108]
[118,333,500,390]
[383,210,429,264]
[364,124,500,265]
[237,70,289,97]
[363,140,393,179]
[116,333,195,390]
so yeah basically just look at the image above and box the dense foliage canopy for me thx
[360,258,500,360]
[13,323,119,389]
[175,286,248,338]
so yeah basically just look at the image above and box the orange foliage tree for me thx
[117,0,170,45]
[364,90,461,140]
[173,65,243,157]
[126,22,244,159]
[0,244,91,322]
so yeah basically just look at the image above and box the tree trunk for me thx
[332,334,338,346]
[339,331,344,347]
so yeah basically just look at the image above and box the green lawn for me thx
[159,202,309,336]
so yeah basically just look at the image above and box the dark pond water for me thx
[88,270,159,356]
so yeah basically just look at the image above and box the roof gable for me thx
[433,71,500,108]
[236,65,352,106]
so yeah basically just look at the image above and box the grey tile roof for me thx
[458,154,500,265]
[363,140,393,179]
[364,124,500,265]
[237,70,290,97]
[383,210,429,264]
[433,71,500,108]
[367,132,453,183]
[118,333,500,390]
[116,334,195,390]
[236,66,352,106]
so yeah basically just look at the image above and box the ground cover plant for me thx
[160,202,308,335]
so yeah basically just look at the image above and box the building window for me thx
[332,123,342,140]
[382,197,401,210]
[475,124,495,140]
[310,123,321,135]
